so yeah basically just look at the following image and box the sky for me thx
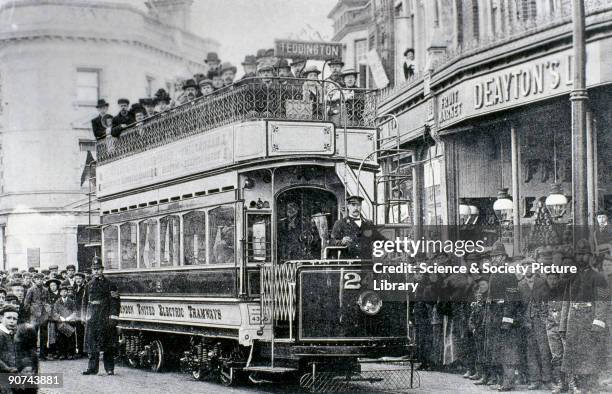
[189,0,335,66]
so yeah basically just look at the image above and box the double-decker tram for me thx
[95,77,411,390]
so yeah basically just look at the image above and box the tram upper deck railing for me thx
[96,77,378,164]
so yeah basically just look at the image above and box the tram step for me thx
[243,366,298,373]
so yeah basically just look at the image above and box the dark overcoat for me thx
[91,114,113,140]
[111,111,135,137]
[23,285,50,326]
[331,216,381,259]
[482,271,523,367]
[81,276,120,353]
[560,268,609,375]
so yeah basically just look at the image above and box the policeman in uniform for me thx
[330,195,381,259]
[559,239,610,392]
[82,257,120,376]
[480,242,522,391]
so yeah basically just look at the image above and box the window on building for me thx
[209,205,235,265]
[120,222,137,269]
[76,69,100,105]
[183,211,207,265]
[355,39,368,65]
[139,219,158,268]
[146,75,155,98]
[160,215,180,267]
[472,0,480,40]
[455,0,464,46]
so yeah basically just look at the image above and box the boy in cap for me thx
[199,79,214,96]
[91,99,113,141]
[0,304,20,375]
[53,285,77,360]
[23,273,50,360]
[111,98,135,138]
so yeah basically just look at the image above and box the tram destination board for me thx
[274,39,342,60]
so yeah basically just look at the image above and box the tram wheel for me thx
[150,339,164,372]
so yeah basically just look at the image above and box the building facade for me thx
[0,0,218,271]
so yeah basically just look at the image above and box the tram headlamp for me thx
[357,290,382,316]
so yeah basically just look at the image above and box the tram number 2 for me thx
[343,272,361,290]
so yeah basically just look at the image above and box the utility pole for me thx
[570,0,589,244]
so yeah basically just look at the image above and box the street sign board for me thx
[275,39,342,61]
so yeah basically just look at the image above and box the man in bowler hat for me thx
[82,257,120,376]
[91,99,113,141]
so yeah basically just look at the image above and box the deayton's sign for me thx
[437,41,601,128]
[275,40,342,60]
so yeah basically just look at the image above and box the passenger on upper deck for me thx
[139,98,156,118]
[204,52,222,79]
[240,55,257,81]
[154,89,171,113]
[276,59,293,79]
[301,65,323,118]
[91,99,113,141]
[199,79,214,96]
[180,79,199,104]
[291,58,306,79]
[220,62,237,87]
[211,72,225,91]
[327,58,345,88]
[111,98,135,138]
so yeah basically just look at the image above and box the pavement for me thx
[34,358,570,394]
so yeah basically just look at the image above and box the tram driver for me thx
[331,195,382,259]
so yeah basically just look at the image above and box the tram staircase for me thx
[334,163,374,220]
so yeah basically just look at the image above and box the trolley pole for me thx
[570,0,589,245]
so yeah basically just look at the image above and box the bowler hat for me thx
[302,65,321,76]
[205,52,220,63]
[242,55,257,66]
[277,59,291,69]
[66,264,76,270]
[45,278,61,288]
[182,79,198,90]
[220,62,237,74]
[489,241,507,257]
[117,98,130,105]
[328,58,344,66]
[346,195,364,204]
[341,68,359,77]
[96,99,109,108]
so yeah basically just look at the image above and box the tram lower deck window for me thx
[183,211,207,265]
[209,206,235,264]
[103,226,119,269]
[139,219,158,268]
[160,215,180,267]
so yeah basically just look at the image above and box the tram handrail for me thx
[96,77,378,165]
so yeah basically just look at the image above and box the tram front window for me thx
[160,215,180,267]
[209,205,235,264]
[139,219,158,268]
[183,211,207,265]
[103,226,119,269]
[120,222,137,269]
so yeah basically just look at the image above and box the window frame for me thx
[76,68,101,107]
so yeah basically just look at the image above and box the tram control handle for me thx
[324,246,348,259]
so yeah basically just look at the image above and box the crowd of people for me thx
[406,240,610,393]
[92,50,364,141]
[0,257,120,390]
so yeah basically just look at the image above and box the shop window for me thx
[103,226,119,270]
[139,219,158,268]
[183,211,207,265]
[209,206,235,265]
[160,215,180,267]
[247,213,271,262]
[423,146,443,227]
[120,222,137,269]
